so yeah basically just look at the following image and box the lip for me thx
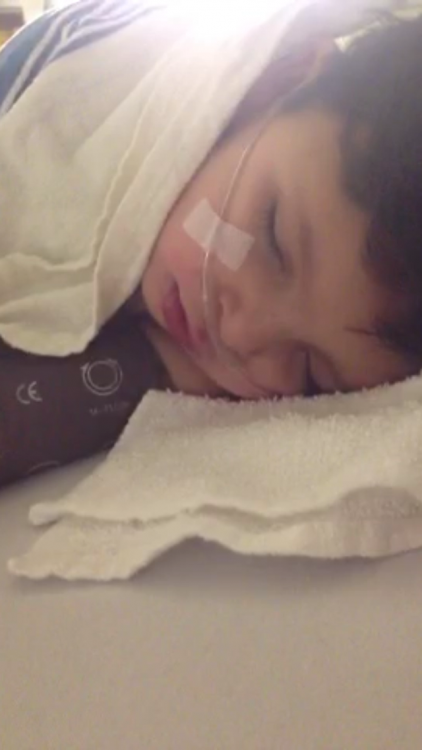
[162,283,196,351]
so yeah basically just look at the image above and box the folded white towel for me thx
[9,376,422,581]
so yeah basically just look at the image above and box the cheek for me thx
[159,219,207,300]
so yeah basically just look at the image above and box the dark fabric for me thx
[0,313,169,488]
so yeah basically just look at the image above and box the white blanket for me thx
[5,0,421,582]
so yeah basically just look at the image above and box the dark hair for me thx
[286,15,422,368]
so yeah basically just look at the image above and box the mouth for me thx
[162,282,197,352]
[161,283,274,399]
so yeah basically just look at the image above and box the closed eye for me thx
[267,204,286,266]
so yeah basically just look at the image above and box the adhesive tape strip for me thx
[183,198,254,271]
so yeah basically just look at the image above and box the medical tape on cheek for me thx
[183,198,254,271]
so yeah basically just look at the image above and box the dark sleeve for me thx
[0,315,169,488]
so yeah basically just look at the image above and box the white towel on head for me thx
[8,377,422,582]
[5,0,419,582]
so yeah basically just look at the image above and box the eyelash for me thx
[267,205,285,265]
[304,359,322,398]
[258,203,285,268]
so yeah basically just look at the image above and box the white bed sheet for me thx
[2,461,422,750]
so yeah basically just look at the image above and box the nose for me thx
[217,285,278,360]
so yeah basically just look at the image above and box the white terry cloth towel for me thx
[9,376,422,582]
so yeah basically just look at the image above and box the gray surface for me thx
[1,461,422,750]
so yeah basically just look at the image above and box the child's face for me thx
[141,107,413,399]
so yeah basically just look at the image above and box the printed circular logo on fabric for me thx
[81,360,123,397]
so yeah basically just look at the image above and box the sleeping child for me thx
[0,0,421,485]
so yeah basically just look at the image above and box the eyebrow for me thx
[347,323,394,359]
